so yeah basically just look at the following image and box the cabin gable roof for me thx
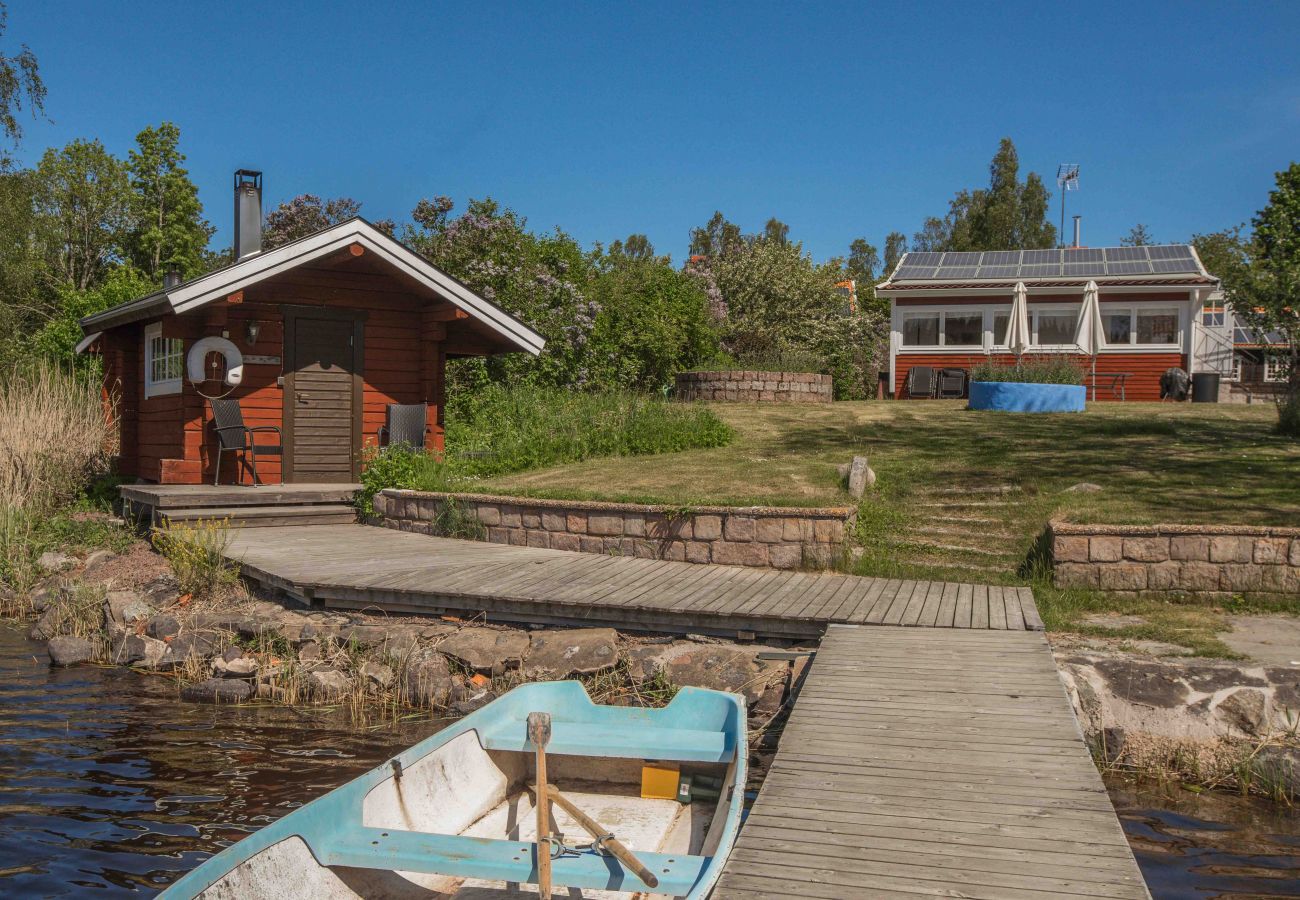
[80,218,545,356]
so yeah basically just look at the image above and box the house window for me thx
[992,310,1010,346]
[1202,309,1225,326]
[1136,310,1179,345]
[943,312,983,347]
[1104,312,1131,344]
[1033,310,1076,346]
[901,312,940,347]
[144,322,183,398]
[1264,357,1287,382]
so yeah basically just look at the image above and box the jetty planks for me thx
[223,524,1042,638]
[711,625,1150,900]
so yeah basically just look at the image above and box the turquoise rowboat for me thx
[161,681,747,899]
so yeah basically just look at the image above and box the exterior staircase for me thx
[887,484,1028,577]
[120,483,360,529]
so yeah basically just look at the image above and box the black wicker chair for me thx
[377,403,430,450]
[209,397,282,486]
[906,365,937,399]
[937,367,969,399]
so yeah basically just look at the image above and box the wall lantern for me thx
[245,320,262,346]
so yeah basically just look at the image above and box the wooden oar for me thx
[533,783,660,890]
[527,712,552,900]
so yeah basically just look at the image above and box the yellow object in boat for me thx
[640,763,680,800]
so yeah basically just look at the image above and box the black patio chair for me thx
[210,397,282,486]
[377,402,430,450]
[906,365,937,399]
[937,368,968,400]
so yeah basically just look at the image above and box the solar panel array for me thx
[890,245,1201,282]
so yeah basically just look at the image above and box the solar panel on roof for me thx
[1021,263,1062,277]
[1062,248,1104,263]
[1064,263,1102,277]
[976,264,1019,278]
[1151,259,1198,274]
[1148,245,1195,261]
[982,250,1021,265]
[1106,260,1154,275]
[907,252,943,265]
[941,252,981,265]
[1105,247,1148,262]
[894,265,938,279]
[935,266,978,279]
[1022,249,1061,264]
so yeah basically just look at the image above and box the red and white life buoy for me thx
[187,336,244,389]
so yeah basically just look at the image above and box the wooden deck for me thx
[224,524,1042,639]
[713,625,1149,899]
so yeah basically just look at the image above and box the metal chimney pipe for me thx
[234,170,263,260]
[163,269,181,289]
[1072,215,1081,248]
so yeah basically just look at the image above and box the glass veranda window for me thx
[1034,311,1075,346]
[1136,310,1179,344]
[902,313,939,347]
[943,312,982,347]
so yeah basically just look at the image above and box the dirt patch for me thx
[1222,615,1300,667]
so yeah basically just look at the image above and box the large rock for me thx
[163,631,220,667]
[28,607,64,641]
[846,455,875,499]
[362,660,395,690]
[38,550,74,571]
[47,635,94,666]
[105,591,155,626]
[181,678,253,704]
[525,628,619,677]
[29,582,64,614]
[113,634,169,669]
[146,614,181,640]
[213,653,259,678]
[80,549,119,581]
[308,668,354,701]
[1092,658,1189,708]
[438,628,529,673]
[1214,688,1268,736]
[661,646,781,706]
[403,652,454,708]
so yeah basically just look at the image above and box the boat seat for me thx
[477,719,732,763]
[315,826,710,896]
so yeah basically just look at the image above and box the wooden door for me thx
[283,308,364,483]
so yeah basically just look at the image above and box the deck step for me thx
[160,504,357,527]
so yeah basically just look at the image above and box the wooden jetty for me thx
[712,625,1150,899]
[225,524,1041,639]
[215,522,1149,897]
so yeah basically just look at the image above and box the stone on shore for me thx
[29,582,64,614]
[38,550,74,571]
[114,634,169,669]
[1214,688,1267,736]
[146,614,181,640]
[403,651,454,708]
[47,635,94,666]
[105,591,154,626]
[525,628,619,676]
[80,550,119,581]
[308,668,354,701]
[362,660,395,690]
[438,628,529,673]
[213,651,259,678]
[181,678,253,704]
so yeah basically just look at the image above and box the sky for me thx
[9,0,1300,265]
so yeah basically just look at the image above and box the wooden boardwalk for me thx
[712,625,1149,900]
[225,524,1042,639]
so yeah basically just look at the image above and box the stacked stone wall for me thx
[376,490,853,570]
[674,371,832,403]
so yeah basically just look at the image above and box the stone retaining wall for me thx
[375,490,853,570]
[674,370,833,403]
[1051,521,1300,596]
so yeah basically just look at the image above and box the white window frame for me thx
[898,308,986,350]
[899,310,942,349]
[1098,302,1184,349]
[144,322,183,399]
[1264,357,1287,382]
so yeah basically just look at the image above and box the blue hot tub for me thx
[968,381,1086,413]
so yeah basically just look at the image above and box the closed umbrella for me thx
[1074,280,1104,399]
[1006,281,1031,359]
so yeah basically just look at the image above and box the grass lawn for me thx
[485,400,1300,655]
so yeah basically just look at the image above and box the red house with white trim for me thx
[876,246,1219,401]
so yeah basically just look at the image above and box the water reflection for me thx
[1106,774,1300,898]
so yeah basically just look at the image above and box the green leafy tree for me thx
[845,238,879,283]
[0,3,45,153]
[1230,163,1300,435]
[1121,224,1155,247]
[763,217,789,246]
[262,194,363,249]
[688,211,743,259]
[125,122,212,279]
[0,165,43,340]
[32,265,153,362]
[33,138,132,291]
[1191,226,1251,286]
[912,138,1056,251]
[882,231,907,276]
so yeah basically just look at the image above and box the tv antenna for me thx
[1056,164,1080,247]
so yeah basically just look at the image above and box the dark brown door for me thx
[284,309,364,483]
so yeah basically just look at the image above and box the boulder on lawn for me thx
[437,628,529,673]
[846,455,876,498]
[181,678,253,704]
[47,635,95,667]
[524,628,619,677]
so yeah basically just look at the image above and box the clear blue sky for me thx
[10,0,1300,263]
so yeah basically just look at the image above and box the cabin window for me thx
[144,322,183,398]
[943,312,983,347]
[1033,310,1075,347]
[1136,310,1179,345]
[991,310,1010,347]
[1104,312,1132,344]
[901,312,940,347]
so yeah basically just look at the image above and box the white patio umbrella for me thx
[1006,281,1031,359]
[1074,280,1104,399]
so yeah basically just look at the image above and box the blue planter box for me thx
[968,381,1086,413]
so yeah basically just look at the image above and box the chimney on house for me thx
[233,170,263,260]
[1072,215,1082,249]
[163,268,181,289]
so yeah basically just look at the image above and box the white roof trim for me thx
[75,331,102,355]
[167,219,545,356]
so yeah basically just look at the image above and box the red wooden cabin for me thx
[876,245,1220,401]
[78,172,544,486]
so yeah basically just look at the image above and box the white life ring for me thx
[187,336,244,387]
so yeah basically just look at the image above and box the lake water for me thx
[2,624,1299,898]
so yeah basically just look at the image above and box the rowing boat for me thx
[160,680,747,899]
